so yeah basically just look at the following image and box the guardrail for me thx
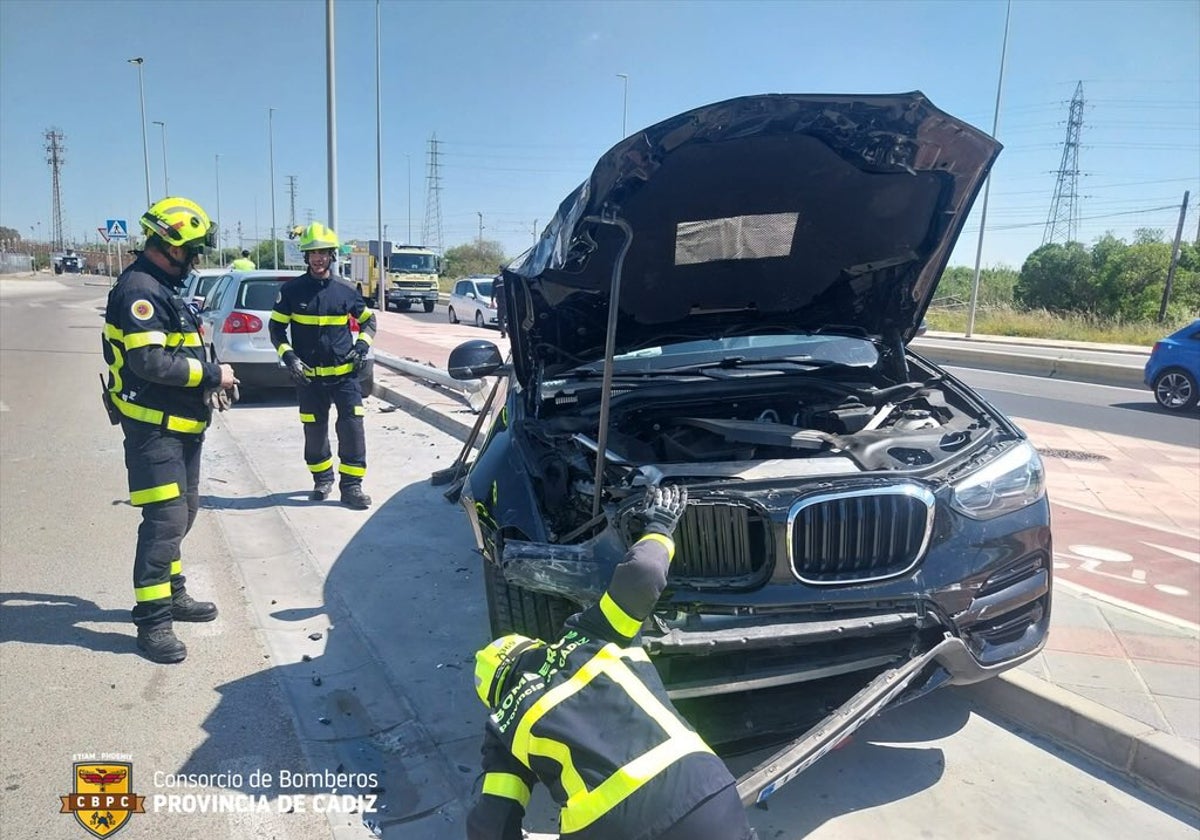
[373,349,487,409]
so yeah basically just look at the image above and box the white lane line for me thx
[0,402,8,412]
[1051,498,1200,539]
[1142,541,1200,565]
[1055,577,1200,634]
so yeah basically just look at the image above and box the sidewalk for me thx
[371,364,1200,811]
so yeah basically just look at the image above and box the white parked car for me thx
[181,267,228,308]
[447,275,498,329]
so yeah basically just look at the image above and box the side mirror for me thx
[916,320,929,337]
[449,339,504,380]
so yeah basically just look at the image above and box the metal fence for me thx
[0,253,33,274]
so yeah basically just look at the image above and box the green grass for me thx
[925,305,1193,347]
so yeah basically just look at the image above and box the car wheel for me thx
[398,302,412,312]
[475,310,485,329]
[423,300,436,313]
[1153,367,1198,411]
[482,552,575,641]
[383,300,394,312]
[447,306,457,324]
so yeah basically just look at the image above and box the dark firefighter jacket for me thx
[475,533,737,840]
[268,271,377,379]
[102,256,223,434]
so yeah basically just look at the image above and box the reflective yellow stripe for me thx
[277,342,293,357]
[299,412,317,423]
[310,363,355,377]
[134,582,173,602]
[510,647,611,767]
[170,559,182,575]
[358,307,374,322]
[353,405,365,416]
[186,358,203,387]
[290,312,349,326]
[308,458,334,473]
[481,773,531,808]
[527,735,587,799]
[124,330,167,349]
[558,647,709,832]
[357,331,374,346]
[560,732,711,833]
[111,396,206,434]
[339,463,366,477]
[105,323,125,341]
[636,532,675,562]
[165,332,203,348]
[270,311,291,324]
[599,592,642,638]
[130,481,181,506]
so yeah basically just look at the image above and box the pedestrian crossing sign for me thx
[106,219,129,240]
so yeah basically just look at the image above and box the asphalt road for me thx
[2,274,1196,839]
[945,366,1199,449]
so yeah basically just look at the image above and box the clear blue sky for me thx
[1,0,1197,268]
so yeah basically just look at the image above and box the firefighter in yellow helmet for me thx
[269,222,376,508]
[469,485,755,840]
[101,197,239,664]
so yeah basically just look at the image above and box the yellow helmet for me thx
[474,633,542,708]
[298,222,339,252]
[139,197,215,249]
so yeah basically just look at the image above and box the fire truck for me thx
[345,241,441,312]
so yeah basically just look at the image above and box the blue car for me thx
[1145,319,1200,412]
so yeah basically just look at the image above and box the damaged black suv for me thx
[449,92,1051,747]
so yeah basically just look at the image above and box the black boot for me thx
[172,591,219,622]
[137,624,187,664]
[340,485,372,510]
[311,479,334,501]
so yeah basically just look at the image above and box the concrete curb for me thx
[912,341,1146,389]
[370,355,1198,811]
[960,671,1199,811]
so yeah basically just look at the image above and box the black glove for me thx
[343,340,369,372]
[642,484,687,537]
[466,794,524,840]
[282,351,311,387]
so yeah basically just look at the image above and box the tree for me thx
[251,240,285,269]
[934,265,1017,308]
[442,240,508,280]
[1015,242,1095,312]
[0,225,20,242]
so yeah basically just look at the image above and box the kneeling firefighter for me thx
[101,196,239,664]
[269,222,376,509]
[469,485,756,840]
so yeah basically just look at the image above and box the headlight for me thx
[950,441,1045,519]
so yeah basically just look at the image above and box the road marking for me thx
[1142,541,1200,565]
[1154,584,1190,597]
[0,402,8,412]
[1069,545,1133,563]
[1051,499,1200,539]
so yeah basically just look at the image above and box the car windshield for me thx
[238,278,285,311]
[389,253,436,273]
[570,334,879,376]
[196,274,224,298]
[472,280,494,298]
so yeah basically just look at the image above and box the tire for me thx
[356,284,364,302]
[481,553,575,641]
[383,300,395,312]
[423,300,436,313]
[448,306,458,324]
[475,310,485,329]
[1153,367,1198,411]
[398,302,412,312]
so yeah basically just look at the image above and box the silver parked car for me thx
[198,270,375,396]
[181,267,228,308]
[447,275,498,329]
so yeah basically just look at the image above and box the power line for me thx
[1043,81,1085,245]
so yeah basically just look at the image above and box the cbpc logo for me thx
[59,760,145,838]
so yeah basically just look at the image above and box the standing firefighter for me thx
[469,485,755,840]
[269,222,376,509]
[101,196,239,664]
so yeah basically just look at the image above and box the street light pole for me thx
[152,120,169,195]
[215,154,223,267]
[269,107,278,269]
[374,0,385,312]
[326,0,339,233]
[616,73,629,138]
[406,154,412,244]
[128,57,151,207]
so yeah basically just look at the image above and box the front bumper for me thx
[386,289,438,303]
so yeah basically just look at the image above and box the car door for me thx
[198,275,233,358]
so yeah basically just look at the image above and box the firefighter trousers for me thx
[297,376,366,488]
[120,419,202,628]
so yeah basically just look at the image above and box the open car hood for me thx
[503,91,1000,387]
